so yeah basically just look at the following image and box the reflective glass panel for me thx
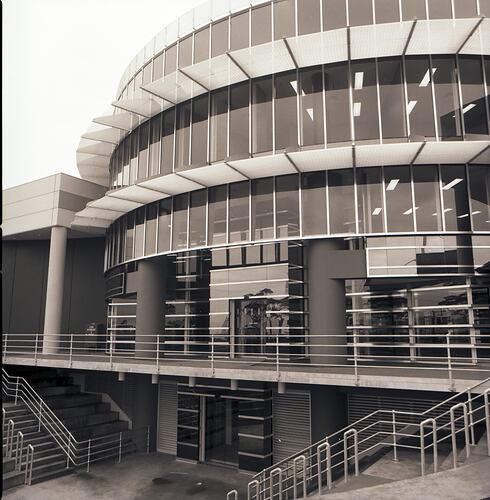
[178,35,192,68]
[194,27,210,64]
[300,67,324,147]
[481,0,490,16]
[428,0,452,19]
[129,133,138,184]
[275,71,298,151]
[172,194,189,250]
[229,82,250,158]
[175,102,191,169]
[158,198,171,255]
[441,165,470,230]
[138,121,149,180]
[329,169,356,234]
[122,139,130,186]
[323,0,347,29]
[349,0,373,26]
[384,166,414,232]
[212,19,229,57]
[412,165,443,231]
[191,94,209,166]
[251,4,272,45]
[468,165,490,231]
[251,178,274,240]
[298,0,321,35]
[125,213,134,260]
[453,0,478,17]
[276,174,300,237]
[143,63,152,85]
[301,171,327,235]
[149,115,161,177]
[210,88,228,162]
[145,204,157,255]
[161,108,175,174]
[231,11,249,51]
[165,44,177,75]
[189,189,207,247]
[375,0,400,22]
[208,185,227,245]
[153,52,164,81]
[357,167,384,233]
[401,0,426,20]
[274,0,296,39]
[325,62,351,143]
[229,181,250,242]
[252,76,273,154]
[134,208,145,258]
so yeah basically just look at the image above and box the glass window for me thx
[153,53,164,81]
[208,185,227,245]
[212,19,229,57]
[322,0,347,30]
[428,0,452,19]
[329,169,356,234]
[378,58,407,140]
[468,165,490,231]
[252,178,274,240]
[158,199,172,252]
[351,60,380,141]
[189,190,207,247]
[274,0,295,40]
[432,56,462,138]
[149,115,161,177]
[172,194,189,250]
[357,167,384,233]
[300,67,324,147]
[210,88,228,162]
[130,132,138,184]
[405,56,436,138]
[165,44,177,75]
[401,0,426,20]
[134,208,145,258]
[178,35,192,68]
[349,0,373,26]
[161,109,175,174]
[175,102,191,169]
[375,0,400,22]
[301,171,327,235]
[275,71,298,151]
[251,4,272,45]
[134,70,143,95]
[122,139,130,186]
[252,76,273,154]
[384,166,414,232]
[229,181,250,242]
[453,0,478,17]
[229,82,250,158]
[138,121,149,181]
[441,165,470,231]
[194,27,210,64]
[145,204,157,255]
[276,174,300,237]
[231,11,249,51]
[413,165,443,231]
[325,62,351,143]
[143,63,152,85]
[481,0,490,16]
[459,56,489,137]
[125,213,135,261]
[298,0,321,35]
[191,95,209,166]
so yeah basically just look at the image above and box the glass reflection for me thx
[300,67,324,147]
[412,165,443,232]
[189,190,206,247]
[251,178,274,240]
[384,166,414,232]
[276,174,299,237]
[172,194,189,250]
[441,165,470,231]
[229,181,250,243]
[252,77,273,154]
[275,71,298,151]
[208,186,227,245]
[329,169,356,234]
[468,165,490,231]
[302,171,326,235]
[324,63,351,143]
[357,167,384,233]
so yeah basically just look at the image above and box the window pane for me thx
[301,171,326,235]
[161,109,175,174]
[208,185,227,245]
[252,76,273,154]
[158,199,172,253]
[143,63,152,85]
[378,58,407,140]
[274,0,295,39]
[175,102,191,169]
[229,181,250,242]
[413,165,443,231]
[323,0,346,29]
[275,71,298,151]
[149,115,161,177]
[194,27,210,64]
[357,167,384,233]
[231,11,249,51]
[210,88,228,162]
[134,208,145,258]
[459,56,489,137]
[351,60,379,141]
[191,95,209,166]
[441,165,470,231]
[229,82,249,158]
[375,0,400,22]
[405,56,436,138]
[251,4,272,45]
[189,189,207,247]
[401,0,426,20]
[329,170,356,234]
[428,0,452,19]
[212,19,229,58]
[325,62,351,143]
[153,52,164,81]
[138,122,149,181]
[468,165,490,231]
[384,166,414,232]
[298,0,321,35]
[276,174,299,237]
[130,133,138,184]
[172,194,189,250]
[300,67,324,147]
[349,0,373,26]
[145,204,157,255]
[125,213,134,260]
[122,139,130,186]
[252,178,274,240]
[432,57,462,138]
[481,0,490,16]
[165,44,177,75]
[178,35,192,68]
[453,0,478,17]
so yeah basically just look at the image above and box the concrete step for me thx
[3,457,16,474]
[72,420,129,441]
[30,466,73,485]
[36,385,81,398]
[63,411,120,430]
[53,402,110,419]
[43,393,102,410]
[2,469,25,490]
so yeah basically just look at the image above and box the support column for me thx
[43,226,68,354]
[135,257,167,359]
[308,239,347,367]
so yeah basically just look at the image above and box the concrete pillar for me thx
[43,226,68,354]
[135,257,167,359]
[308,239,347,366]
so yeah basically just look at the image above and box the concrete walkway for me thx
[4,453,251,500]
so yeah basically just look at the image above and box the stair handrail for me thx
[15,431,24,470]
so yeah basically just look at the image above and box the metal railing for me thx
[228,377,490,499]
[2,369,151,474]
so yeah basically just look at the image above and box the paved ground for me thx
[4,453,252,500]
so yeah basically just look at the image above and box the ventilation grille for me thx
[158,382,178,455]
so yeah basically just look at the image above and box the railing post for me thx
[25,444,34,485]
[147,425,150,453]
[484,389,490,457]
[119,431,123,463]
[14,377,19,405]
[450,403,470,469]
[87,439,91,472]
[66,434,71,468]
[15,432,24,470]
[467,392,475,445]
[7,420,15,458]
[270,467,282,500]
[343,429,359,482]
[109,332,113,369]
[38,400,42,432]
[353,331,359,385]
[317,439,332,495]
[247,479,259,500]
[420,418,437,476]
[293,455,306,499]
[227,490,238,500]
[446,332,454,391]
[392,410,398,462]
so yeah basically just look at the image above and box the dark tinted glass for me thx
[208,185,227,245]
[300,67,324,146]
[323,0,347,29]
[178,35,192,68]
[194,27,210,63]
[161,108,175,174]
[138,121,149,180]
[125,213,134,260]
[298,0,321,35]
[231,11,249,50]
[302,171,327,235]
[349,0,373,26]
[189,189,207,247]
[175,102,191,169]
[412,165,443,231]
[229,82,250,158]
[210,88,228,162]
[384,166,414,232]
[357,167,384,233]
[325,62,351,143]
[329,169,356,234]
[401,0,426,20]
[251,4,272,45]
[172,194,189,250]
[134,208,145,258]
[252,178,274,240]
[191,95,209,166]
[158,199,171,252]
[468,165,490,231]
[275,71,298,151]
[212,19,229,57]
[441,165,470,230]
[129,133,138,184]
[145,204,157,255]
[276,174,300,237]
[428,0,452,19]
[252,77,273,154]
[274,0,296,39]
[375,0,400,22]
[229,181,250,242]
[165,44,177,75]
[149,115,161,177]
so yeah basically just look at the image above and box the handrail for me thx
[15,431,24,470]
[25,444,34,485]
[6,419,15,458]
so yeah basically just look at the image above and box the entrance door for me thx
[205,396,239,466]
[234,299,268,356]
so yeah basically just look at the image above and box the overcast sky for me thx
[3,0,202,189]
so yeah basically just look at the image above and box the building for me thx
[3,0,490,481]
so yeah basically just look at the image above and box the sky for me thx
[2,0,202,189]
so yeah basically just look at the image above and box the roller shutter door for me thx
[157,382,177,455]
[273,392,311,464]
